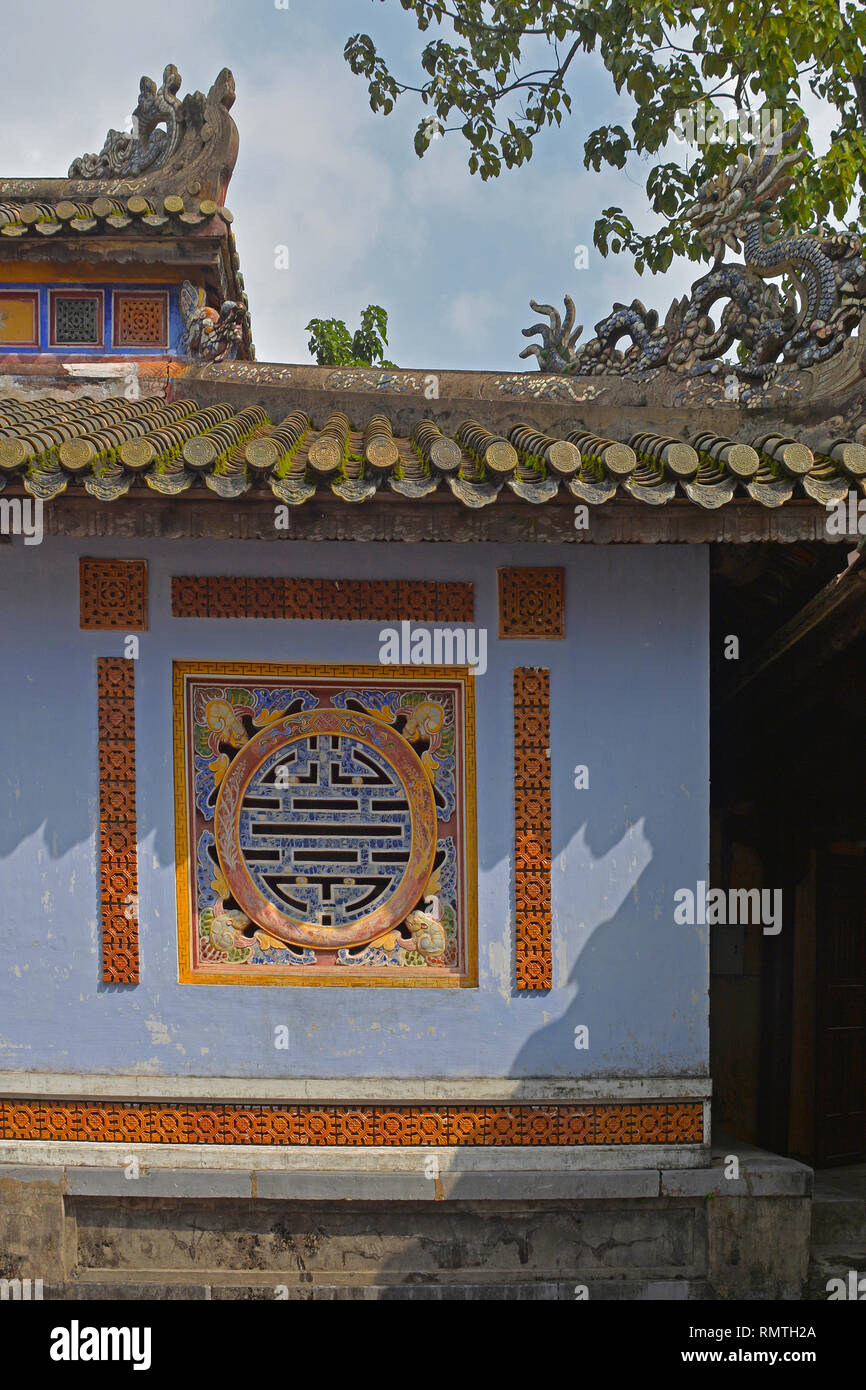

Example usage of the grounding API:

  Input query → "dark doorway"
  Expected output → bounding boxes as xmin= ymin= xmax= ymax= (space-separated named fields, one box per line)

xmin=816 ymin=846 xmax=866 ymax=1166
xmin=710 ymin=541 xmax=866 ymax=1166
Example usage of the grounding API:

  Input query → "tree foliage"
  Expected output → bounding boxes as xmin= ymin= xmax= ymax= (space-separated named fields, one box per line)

xmin=305 ymin=304 xmax=397 ymax=367
xmin=344 ymin=1 xmax=866 ymax=273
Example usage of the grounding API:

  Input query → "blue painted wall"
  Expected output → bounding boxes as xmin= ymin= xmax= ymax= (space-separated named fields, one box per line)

xmin=0 ymin=536 xmax=709 ymax=1079
xmin=0 ymin=284 xmax=181 ymax=354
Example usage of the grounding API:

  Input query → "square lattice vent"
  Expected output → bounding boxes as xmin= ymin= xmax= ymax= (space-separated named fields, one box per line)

xmin=52 ymin=294 xmax=101 ymax=345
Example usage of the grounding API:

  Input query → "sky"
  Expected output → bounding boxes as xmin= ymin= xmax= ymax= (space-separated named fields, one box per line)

xmin=0 ymin=0 xmax=838 ymax=371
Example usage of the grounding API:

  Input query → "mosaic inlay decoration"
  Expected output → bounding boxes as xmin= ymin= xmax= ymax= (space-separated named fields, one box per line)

xmin=0 ymin=1099 xmax=704 ymax=1146
xmin=80 ymin=558 xmax=148 ymax=631
xmin=174 ymin=663 xmax=477 ymax=986
xmin=499 ymin=568 xmax=565 ymax=639
xmin=514 ymin=667 xmax=552 ymax=990
xmin=171 ymin=578 xmax=473 ymax=623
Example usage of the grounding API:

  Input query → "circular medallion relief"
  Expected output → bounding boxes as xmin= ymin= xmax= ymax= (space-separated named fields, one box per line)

xmin=214 ymin=708 xmax=436 ymax=949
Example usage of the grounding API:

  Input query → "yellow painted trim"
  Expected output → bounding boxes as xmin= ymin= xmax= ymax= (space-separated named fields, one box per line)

xmin=0 ymin=263 xmax=186 ymax=284
xmin=173 ymin=662 xmax=478 ymax=988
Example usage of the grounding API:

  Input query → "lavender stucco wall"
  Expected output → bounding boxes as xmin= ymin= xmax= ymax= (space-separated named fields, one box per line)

xmin=0 ymin=535 xmax=709 ymax=1079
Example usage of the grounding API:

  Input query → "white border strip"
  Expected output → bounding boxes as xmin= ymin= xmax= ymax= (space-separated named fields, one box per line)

xmin=0 ymin=1072 xmax=711 ymax=1103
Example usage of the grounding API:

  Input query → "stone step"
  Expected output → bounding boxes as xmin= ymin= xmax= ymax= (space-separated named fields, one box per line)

xmin=810 ymin=1191 xmax=866 ymax=1244
xmin=38 ymin=1277 xmax=712 ymax=1301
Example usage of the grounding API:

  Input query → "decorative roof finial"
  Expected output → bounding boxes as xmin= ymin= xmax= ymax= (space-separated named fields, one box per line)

xmin=522 ymin=118 xmax=866 ymax=380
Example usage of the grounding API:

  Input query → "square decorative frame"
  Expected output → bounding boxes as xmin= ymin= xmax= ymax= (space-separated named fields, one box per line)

xmin=48 ymin=289 xmax=105 ymax=348
xmin=112 ymin=291 xmax=169 ymax=349
xmin=0 ymin=291 xmax=39 ymax=348
xmin=498 ymin=567 xmax=565 ymax=639
xmin=80 ymin=557 xmax=148 ymax=631
xmin=173 ymin=662 xmax=478 ymax=987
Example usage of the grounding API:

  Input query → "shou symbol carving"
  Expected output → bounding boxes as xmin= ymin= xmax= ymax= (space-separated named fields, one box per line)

xmin=80 ymin=558 xmax=148 ymax=631
xmin=171 ymin=577 xmax=473 ymax=622
xmin=499 ymin=568 xmax=565 ymax=639
xmin=0 ymin=1099 xmax=703 ymax=1146
xmin=514 ymin=668 xmax=552 ymax=989
xmin=97 ymin=658 xmax=139 ymax=984
xmin=174 ymin=663 xmax=477 ymax=986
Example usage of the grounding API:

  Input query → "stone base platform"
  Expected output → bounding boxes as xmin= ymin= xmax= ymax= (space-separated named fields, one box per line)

xmin=0 ymin=1141 xmax=812 ymax=1301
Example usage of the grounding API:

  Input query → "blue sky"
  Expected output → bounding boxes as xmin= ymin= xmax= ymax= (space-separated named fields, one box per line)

xmin=0 ymin=0 xmax=835 ymax=370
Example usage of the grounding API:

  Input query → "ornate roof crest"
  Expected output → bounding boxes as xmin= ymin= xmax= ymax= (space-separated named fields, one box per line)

xmin=68 ymin=65 xmax=186 ymax=180
xmin=0 ymin=65 xmax=238 ymax=206
xmin=522 ymin=119 xmax=866 ymax=380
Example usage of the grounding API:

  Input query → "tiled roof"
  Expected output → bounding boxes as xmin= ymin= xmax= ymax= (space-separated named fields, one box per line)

xmin=0 ymin=198 xmax=233 ymax=239
xmin=0 ymin=196 xmax=234 ymax=239
xmin=1 ymin=393 xmax=863 ymax=509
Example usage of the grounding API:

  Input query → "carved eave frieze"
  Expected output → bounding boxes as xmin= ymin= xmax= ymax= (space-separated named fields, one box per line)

xmin=176 ymin=330 xmax=866 ymax=433
xmin=0 ymin=65 xmax=239 ymax=210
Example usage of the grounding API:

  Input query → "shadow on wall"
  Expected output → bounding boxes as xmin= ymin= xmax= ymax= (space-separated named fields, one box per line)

xmin=512 ymin=816 xmax=659 ymax=1076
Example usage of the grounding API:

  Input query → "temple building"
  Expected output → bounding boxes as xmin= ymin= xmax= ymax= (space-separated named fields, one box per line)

xmin=0 ymin=64 xmax=864 ymax=1300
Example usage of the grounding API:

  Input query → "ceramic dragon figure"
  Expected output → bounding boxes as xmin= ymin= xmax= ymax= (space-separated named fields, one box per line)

xmin=403 ymin=895 xmax=447 ymax=960
xmin=179 ymin=281 xmax=247 ymax=363
xmin=522 ymin=119 xmax=866 ymax=380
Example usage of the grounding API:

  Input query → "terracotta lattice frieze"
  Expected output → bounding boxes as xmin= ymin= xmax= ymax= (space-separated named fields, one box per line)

xmin=514 ymin=667 xmax=552 ymax=989
xmin=0 ymin=1099 xmax=704 ymax=1145
xmin=97 ymin=657 xmax=139 ymax=983
xmin=171 ymin=577 xmax=473 ymax=622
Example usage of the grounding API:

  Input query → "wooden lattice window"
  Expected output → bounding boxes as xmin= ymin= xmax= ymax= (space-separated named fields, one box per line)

xmin=50 ymin=291 xmax=103 ymax=347
xmin=113 ymin=292 xmax=168 ymax=348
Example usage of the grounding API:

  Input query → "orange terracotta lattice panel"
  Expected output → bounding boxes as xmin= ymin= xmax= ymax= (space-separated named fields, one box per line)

xmin=97 ymin=657 xmax=139 ymax=984
xmin=514 ymin=667 xmax=551 ymax=990
xmin=499 ymin=567 xmax=565 ymax=638
xmin=171 ymin=577 xmax=473 ymax=623
xmin=80 ymin=558 xmax=148 ymax=631
xmin=0 ymin=1099 xmax=703 ymax=1146
xmin=114 ymin=293 xmax=167 ymax=347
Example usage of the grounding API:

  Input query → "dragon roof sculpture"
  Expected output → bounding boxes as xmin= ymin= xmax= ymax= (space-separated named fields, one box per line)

xmin=522 ymin=119 xmax=866 ymax=381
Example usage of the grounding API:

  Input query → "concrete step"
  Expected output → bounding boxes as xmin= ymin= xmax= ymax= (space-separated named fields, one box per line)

xmin=810 ymin=1191 xmax=866 ymax=1244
